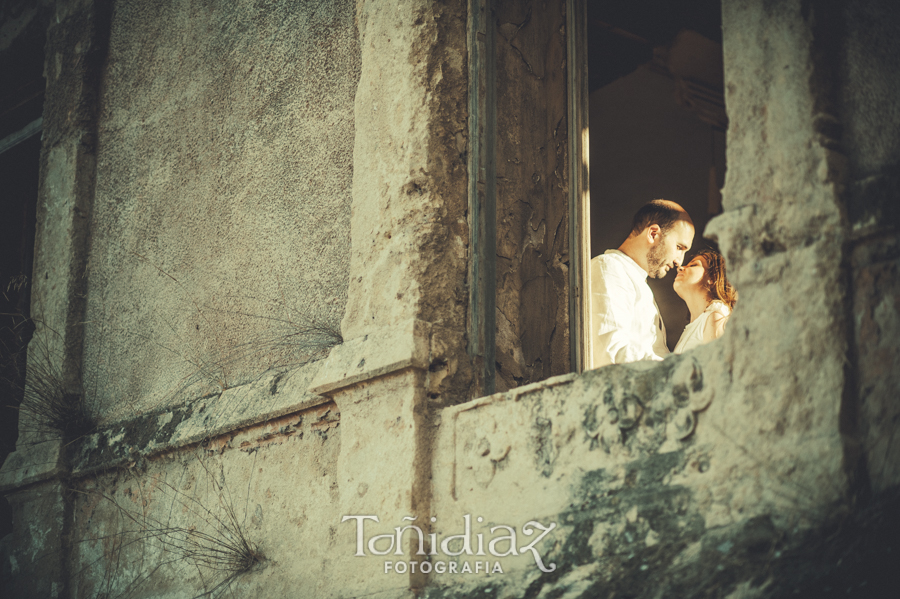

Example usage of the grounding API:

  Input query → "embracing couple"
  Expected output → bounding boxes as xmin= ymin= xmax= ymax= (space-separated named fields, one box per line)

xmin=590 ymin=199 xmax=737 ymax=369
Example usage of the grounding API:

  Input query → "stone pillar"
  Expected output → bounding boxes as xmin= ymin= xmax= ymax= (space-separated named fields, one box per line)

xmin=310 ymin=0 xmax=469 ymax=596
xmin=697 ymin=0 xmax=854 ymax=522
xmin=0 ymin=0 xmax=110 ymax=595
xmin=0 ymin=482 xmax=69 ymax=598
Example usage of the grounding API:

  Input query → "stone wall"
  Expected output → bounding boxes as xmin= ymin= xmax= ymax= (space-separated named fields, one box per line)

xmin=67 ymin=401 xmax=341 ymax=599
xmin=3 ymin=0 xmax=363 ymax=595
xmin=2 ymin=0 xmax=899 ymax=598
xmin=79 ymin=0 xmax=360 ymax=422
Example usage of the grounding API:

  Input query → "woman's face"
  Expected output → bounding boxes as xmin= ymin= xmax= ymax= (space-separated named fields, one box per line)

xmin=673 ymin=256 xmax=708 ymax=298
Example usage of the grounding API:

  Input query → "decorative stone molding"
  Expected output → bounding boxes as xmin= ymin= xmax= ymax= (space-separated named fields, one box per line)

xmin=445 ymin=372 xmax=577 ymax=499
xmin=439 ymin=356 xmax=715 ymax=505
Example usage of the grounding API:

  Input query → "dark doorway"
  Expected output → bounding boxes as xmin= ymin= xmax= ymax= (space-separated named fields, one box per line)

xmin=587 ymin=0 xmax=726 ymax=348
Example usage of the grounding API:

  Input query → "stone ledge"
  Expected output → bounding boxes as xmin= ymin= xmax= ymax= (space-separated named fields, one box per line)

xmin=436 ymin=355 xmax=713 ymax=506
xmin=442 ymin=371 xmax=579 ymax=419
xmin=0 ymin=439 xmax=64 ymax=493
xmin=68 ymin=361 xmax=331 ymax=478
xmin=310 ymin=319 xmax=432 ymax=395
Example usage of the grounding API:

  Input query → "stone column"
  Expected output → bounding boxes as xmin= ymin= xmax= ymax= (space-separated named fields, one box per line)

xmin=698 ymin=0 xmax=854 ymax=522
xmin=310 ymin=0 xmax=470 ymax=595
xmin=0 ymin=0 xmax=110 ymax=595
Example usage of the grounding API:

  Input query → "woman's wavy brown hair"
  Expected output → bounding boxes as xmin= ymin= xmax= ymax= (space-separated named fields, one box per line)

xmin=695 ymin=249 xmax=737 ymax=309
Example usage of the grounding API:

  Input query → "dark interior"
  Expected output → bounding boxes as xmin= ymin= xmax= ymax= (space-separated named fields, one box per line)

xmin=587 ymin=0 xmax=726 ymax=348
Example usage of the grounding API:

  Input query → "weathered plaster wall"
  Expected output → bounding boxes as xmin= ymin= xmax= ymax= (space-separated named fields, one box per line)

xmin=65 ymin=401 xmax=341 ymax=599
xmin=429 ymin=359 xmax=748 ymax=597
xmin=83 ymin=0 xmax=360 ymax=421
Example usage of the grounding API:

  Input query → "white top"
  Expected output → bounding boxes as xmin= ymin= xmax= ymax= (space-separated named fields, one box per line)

xmin=673 ymin=301 xmax=731 ymax=354
xmin=590 ymin=250 xmax=668 ymax=368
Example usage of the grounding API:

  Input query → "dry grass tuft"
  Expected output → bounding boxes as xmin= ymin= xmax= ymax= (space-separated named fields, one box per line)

xmin=17 ymin=352 xmax=94 ymax=440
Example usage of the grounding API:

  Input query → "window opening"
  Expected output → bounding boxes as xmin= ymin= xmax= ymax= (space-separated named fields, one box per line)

xmin=583 ymin=0 xmax=726 ymax=366
xmin=467 ymin=0 xmax=725 ymax=390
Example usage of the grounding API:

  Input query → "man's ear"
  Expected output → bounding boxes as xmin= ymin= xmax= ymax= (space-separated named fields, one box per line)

xmin=647 ymin=224 xmax=661 ymax=244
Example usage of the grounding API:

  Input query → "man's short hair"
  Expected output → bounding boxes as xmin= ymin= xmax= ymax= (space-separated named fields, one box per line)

xmin=630 ymin=199 xmax=689 ymax=236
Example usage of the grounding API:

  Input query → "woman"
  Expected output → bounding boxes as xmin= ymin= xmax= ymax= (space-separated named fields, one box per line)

xmin=672 ymin=249 xmax=737 ymax=354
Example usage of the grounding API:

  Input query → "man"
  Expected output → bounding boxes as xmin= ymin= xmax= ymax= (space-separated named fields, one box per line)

xmin=590 ymin=199 xmax=694 ymax=368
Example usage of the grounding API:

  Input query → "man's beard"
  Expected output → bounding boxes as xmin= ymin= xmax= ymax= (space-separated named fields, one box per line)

xmin=646 ymin=236 xmax=669 ymax=279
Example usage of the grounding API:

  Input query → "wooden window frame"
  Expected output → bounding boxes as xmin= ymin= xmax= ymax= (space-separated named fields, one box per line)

xmin=467 ymin=0 xmax=591 ymax=395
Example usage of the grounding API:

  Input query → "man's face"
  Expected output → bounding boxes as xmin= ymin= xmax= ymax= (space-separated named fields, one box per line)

xmin=646 ymin=220 xmax=694 ymax=279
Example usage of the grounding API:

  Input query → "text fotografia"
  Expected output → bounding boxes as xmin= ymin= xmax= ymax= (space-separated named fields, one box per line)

xmin=341 ymin=514 xmax=557 ymax=574
xmin=384 ymin=560 xmax=503 ymax=575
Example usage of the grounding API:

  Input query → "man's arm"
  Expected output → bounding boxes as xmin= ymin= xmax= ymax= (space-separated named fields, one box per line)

xmin=590 ymin=258 xmax=665 ymax=368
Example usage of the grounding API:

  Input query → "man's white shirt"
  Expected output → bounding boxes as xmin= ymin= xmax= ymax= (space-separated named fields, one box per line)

xmin=590 ymin=249 xmax=668 ymax=368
